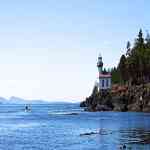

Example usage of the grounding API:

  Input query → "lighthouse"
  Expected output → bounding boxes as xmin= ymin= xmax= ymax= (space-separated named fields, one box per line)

xmin=97 ymin=53 xmax=111 ymax=90
xmin=97 ymin=53 xmax=103 ymax=74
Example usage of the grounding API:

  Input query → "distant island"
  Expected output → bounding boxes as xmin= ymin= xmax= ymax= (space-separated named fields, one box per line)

xmin=80 ymin=29 xmax=150 ymax=112
xmin=0 ymin=96 xmax=50 ymax=104
xmin=0 ymin=96 xmax=77 ymax=104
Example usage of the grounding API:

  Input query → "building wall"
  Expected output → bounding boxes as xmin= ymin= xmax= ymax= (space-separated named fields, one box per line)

xmin=99 ymin=78 xmax=111 ymax=90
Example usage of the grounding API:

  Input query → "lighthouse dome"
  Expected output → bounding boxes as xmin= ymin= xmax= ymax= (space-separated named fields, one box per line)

xmin=97 ymin=53 xmax=103 ymax=67
xmin=98 ymin=53 xmax=102 ymax=58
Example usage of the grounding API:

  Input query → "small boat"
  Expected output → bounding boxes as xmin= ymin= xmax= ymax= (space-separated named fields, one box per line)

xmin=25 ymin=105 xmax=31 ymax=112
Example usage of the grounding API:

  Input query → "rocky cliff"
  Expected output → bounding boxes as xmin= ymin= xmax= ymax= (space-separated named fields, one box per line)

xmin=80 ymin=83 xmax=150 ymax=112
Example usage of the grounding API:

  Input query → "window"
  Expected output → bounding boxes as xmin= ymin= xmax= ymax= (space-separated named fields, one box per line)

xmin=106 ymin=79 xmax=109 ymax=87
xmin=102 ymin=80 xmax=104 ymax=87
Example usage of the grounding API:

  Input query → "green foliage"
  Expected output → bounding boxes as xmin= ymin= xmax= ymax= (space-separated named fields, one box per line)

xmin=126 ymin=41 xmax=131 ymax=56
xmin=111 ymin=67 xmax=122 ymax=84
xmin=127 ymin=29 xmax=146 ymax=84
xmin=118 ymin=55 xmax=127 ymax=83
xmin=145 ymin=32 xmax=150 ymax=48
xmin=116 ymin=29 xmax=150 ymax=85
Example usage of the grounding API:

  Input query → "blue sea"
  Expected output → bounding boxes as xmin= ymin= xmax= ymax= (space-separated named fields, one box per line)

xmin=0 ymin=103 xmax=150 ymax=150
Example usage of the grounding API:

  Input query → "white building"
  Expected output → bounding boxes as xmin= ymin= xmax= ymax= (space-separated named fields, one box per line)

xmin=97 ymin=53 xmax=111 ymax=90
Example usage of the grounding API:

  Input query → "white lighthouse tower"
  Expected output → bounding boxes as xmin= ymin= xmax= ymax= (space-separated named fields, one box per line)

xmin=97 ymin=53 xmax=111 ymax=90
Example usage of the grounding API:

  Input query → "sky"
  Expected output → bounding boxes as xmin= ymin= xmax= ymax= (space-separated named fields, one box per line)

xmin=0 ymin=0 xmax=149 ymax=102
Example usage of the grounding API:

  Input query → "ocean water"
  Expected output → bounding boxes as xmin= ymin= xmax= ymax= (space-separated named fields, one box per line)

xmin=0 ymin=103 xmax=150 ymax=150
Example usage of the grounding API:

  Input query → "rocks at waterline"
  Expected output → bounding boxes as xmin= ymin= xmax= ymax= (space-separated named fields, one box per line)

xmin=80 ymin=83 xmax=150 ymax=112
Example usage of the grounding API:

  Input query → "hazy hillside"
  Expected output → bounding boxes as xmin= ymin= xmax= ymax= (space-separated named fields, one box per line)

xmin=0 ymin=96 xmax=50 ymax=104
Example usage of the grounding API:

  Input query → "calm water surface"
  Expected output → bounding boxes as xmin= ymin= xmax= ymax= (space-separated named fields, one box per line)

xmin=0 ymin=103 xmax=150 ymax=150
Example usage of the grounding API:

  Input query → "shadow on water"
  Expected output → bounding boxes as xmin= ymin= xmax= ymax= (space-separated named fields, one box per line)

xmin=81 ymin=128 xmax=150 ymax=149
xmin=79 ymin=112 xmax=150 ymax=149
xmin=118 ymin=128 xmax=150 ymax=144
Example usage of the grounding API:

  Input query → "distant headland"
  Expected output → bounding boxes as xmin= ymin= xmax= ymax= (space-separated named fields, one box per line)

xmin=80 ymin=29 xmax=150 ymax=112
xmin=0 ymin=96 xmax=50 ymax=104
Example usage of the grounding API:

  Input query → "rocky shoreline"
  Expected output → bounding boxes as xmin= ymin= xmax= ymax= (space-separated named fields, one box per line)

xmin=80 ymin=83 xmax=150 ymax=112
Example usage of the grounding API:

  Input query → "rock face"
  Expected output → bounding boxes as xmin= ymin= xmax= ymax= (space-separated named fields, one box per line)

xmin=80 ymin=83 xmax=150 ymax=112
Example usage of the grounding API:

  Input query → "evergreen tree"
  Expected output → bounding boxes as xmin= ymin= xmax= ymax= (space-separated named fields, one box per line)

xmin=145 ymin=31 xmax=150 ymax=48
xmin=118 ymin=55 xmax=127 ymax=83
xmin=111 ymin=67 xmax=121 ymax=84
xmin=135 ymin=29 xmax=144 ymax=49
xmin=108 ymin=29 xmax=150 ymax=85
xmin=126 ymin=41 xmax=131 ymax=57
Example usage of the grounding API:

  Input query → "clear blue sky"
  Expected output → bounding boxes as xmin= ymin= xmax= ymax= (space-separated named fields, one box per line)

xmin=0 ymin=0 xmax=149 ymax=101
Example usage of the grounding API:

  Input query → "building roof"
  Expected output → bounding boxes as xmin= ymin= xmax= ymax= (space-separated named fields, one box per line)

xmin=99 ymin=73 xmax=111 ymax=78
